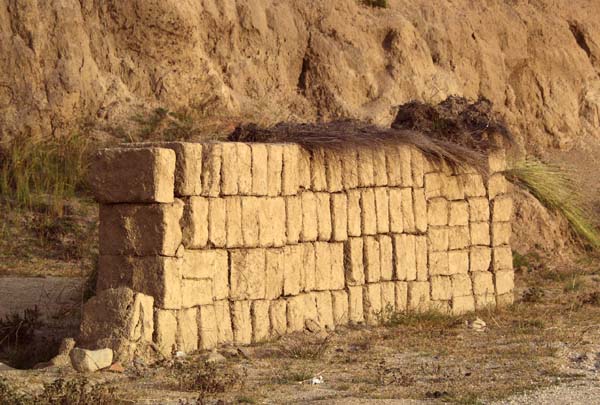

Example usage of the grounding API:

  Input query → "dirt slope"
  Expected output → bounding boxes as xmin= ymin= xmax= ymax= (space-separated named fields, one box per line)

xmin=1 ymin=0 xmax=600 ymax=151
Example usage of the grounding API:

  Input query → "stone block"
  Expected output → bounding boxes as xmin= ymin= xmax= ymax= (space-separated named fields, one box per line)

xmin=251 ymin=143 xmax=269 ymax=196
xmin=448 ymin=250 xmax=469 ymax=275
xmin=373 ymin=148 xmax=389 ymax=186
xmin=380 ymin=281 xmax=396 ymax=315
xmin=180 ymin=309 xmax=201 ymax=354
xmin=182 ymin=249 xmax=228 ymax=300
xmin=357 ymin=148 xmax=375 ymax=187
xmin=270 ymin=299 xmax=287 ymax=337
xmin=303 ymin=243 xmax=317 ymax=291
xmin=471 ymin=271 xmax=494 ymax=296
xmin=251 ymin=300 xmax=271 ymax=343
xmin=236 ymin=143 xmax=252 ymax=194
xmin=225 ymin=196 xmax=243 ymax=248
xmin=267 ymin=144 xmax=283 ymax=196
xmin=374 ymin=187 xmax=390 ymax=233
xmin=451 ymin=295 xmax=475 ymax=315
xmin=408 ymin=281 xmax=430 ymax=311
xmin=388 ymin=188 xmax=404 ymax=233
xmin=399 ymin=145 xmax=413 ymax=187
xmin=414 ymin=188 xmax=428 ymax=233
xmin=386 ymin=145 xmax=403 ymax=186
xmin=345 ymin=238 xmax=365 ymax=286
xmin=208 ymin=198 xmax=227 ymax=248
xmin=429 ymin=251 xmax=449 ymax=276
xmin=202 ymin=143 xmax=222 ymax=197
xmin=214 ymin=300 xmax=234 ymax=344
xmin=445 ymin=176 xmax=464 ymax=200
xmin=469 ymin=197 xmax=490 ymax=222
xmin=99 ymin=200 xmax=183 ymax=256
xmin=315 ymin=292 xmax=335 ymax=330
xmin=415 ymin=236 xmax=428 ymax=281
xmin=230 ymin=249 xmax=266 ymax=300
xmin=181 ymin=278 xmax=213 ymax=308
xmin=379 ymin=235 xmax=393 ymax=281
xmin=325 ymin=150 xmax=343 ymax=192
xmin=492 ymin=222 xmax=512 ymax=246
xmin=393 ymin=234 xmax=417 ymax=281
xmin=488 ymin=173 xmax=509 ymax=199
xmin=488 ymin=148 xmax=507 ymax=173
xmin=241 ymin=197 xmax=260 ymax=247
xmin=154 ymin=309 xmax=178 ymax=357
xmin=311 ymin=149 xmax=328 ymax=191
xmin=182 ymin=197 xmax=209 ymax=248
xmin=70 ymin=348 xmax=113 ymax=373
xmin=270 ymin=197 xmax=287 ymax=247
xmin=286 ymin=295 xmax=306 ymax=333
xmin=451 ymin=274 xmax=473 ymax=297
xmin=331 ymin=290 xmax=349 ymax=325
xmin=425 ymin=173 xmax=444 ymax=199
xmin=198 ymin=305 xmax=219 ymax=350
xmin=315 ymin=242 xmax=333 ymax=290
xmin=304 ymin=293 xmax=319 ymax=325
xmin=232 ymin=300 xmax=252 ymax=345
xmin=411 ymin=148 xmax=425 ymax=187
xmin=449 ymin=201 xmax=469 ymax=226
xmin=474 ymin=294 xmax=496 ymax=310
xmin=282 ymin=144 xmax=300 ymax=195
xmin=493 ymin=246 xmax=513 ymax=271
xmin=347 ymin=189 xmax=362 ymax=237
xmin=265 ymin=248 xmax=285 ymax=300
xmin=298 ymin=147 xmax=312 ymax=190
xmin=496 ymin=292 xmax=514 ymax=307
xmin=284 ymin=245 xmax=304 ymax=296
xmin=471 ymin=222 xmax=491 ymax=246
xmin=448 ymin=226 xmax=470 ymax=250
xmin=341 ymin=150 xmax=359 ymax=189
xmin=348 ymin=286 xmax=364 ymax=323
xmin=401 ymin=188 xmax=416 ymax=232
xmin=301 ymin=192 xmax=319 ymax=241
xmin=428 ymin=226 xmax=449 ymax=252
xmin=395 ymin=282 xmax=408 ymax=312
xmin=363 ymin=283 xmax=382 ymax=325
xmin=285 ymin=196 xmax=302 ymax=244
xmin=331 ymin=242 xmax=346 ymax=290
xmin=462 ymin=173 xmax=487 ymax=197
xmin=492 ymin=195 xmax=513 ymax=222
xmin=360 ymin=188 xmax=377 ymax=235
xmin=431 ymin=276 xmax=452 ymax=300
xmin=470 ymin=247 xmax=492 ymax=272
xmin=90 ymin=147 xmax=175 ymax=203
xmin=221 ymin=143 xmax=239 ymax=195
xmin=331 ymin=193 xmax=348 ymax=241
xmin=364 ymin=236 xmax=381 ymax=283
xmin=316 ymin=193 xmax=332 ymax=240
xmin=428 ymin=198 xmax=448 ymax=226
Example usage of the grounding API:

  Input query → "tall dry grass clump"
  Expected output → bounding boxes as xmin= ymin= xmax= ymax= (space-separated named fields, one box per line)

xmin=505 ymin=159 xmax=600 ymax=250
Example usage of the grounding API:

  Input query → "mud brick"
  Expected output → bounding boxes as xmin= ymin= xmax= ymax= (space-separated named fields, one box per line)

xmin=470 ymin=246 xmax=492 ymax=272
xmin=251 ymin=300 xmax=270 ymax=343
xmin=90 ymin=147 xmax=175 ymax=203
xmin=267 ymin=144 xmax=283 ymax=196
xmin=364 ymin=283 xmax=382 ymax=325
xmin=301 ymin=192 xmax=319 ymax=242
xmin=493 ymin=246 xmax=513 ymax=271
xmin=231 ymin=300 xmax=252 ymax=345
xmin=386 ymin=145 xmax=403 ymax=186
xmin=214 ymin=300 xmax=233 ymax=344
xmin=208 ymin=198 xmax=227 ymax=248
xmin=474 ymin=294 xmax=496 ymax=310
xmin=181 ymin=278 xmax=213 ymax=308
xmin=270 ymin=197 xmax=287 ymax=247
xmin=399 ymin=145 xmax=413 ymax=187
xmin=393 ymin=234 xmax=417 ymax=281
xmin=347 ymin=189 xmax=362 ymax=236
xmin=237 ymin=143 xmax=253 ymax=195
xmin=425 ymin=172 xmax=444 ymax=199
xmin=202 ymin=143 xmax=222 ymax=197
xmin=269 ymin=299 xmax=287 ymax=337
xmin=415 ymin=236 xmax=428 ymax=281
xmin=492 ymin=195 xmax=513 ymax=222
xmin=488 ymin=173 xmax=509 ymax=199
xmin=154 ymin=310 xmax=178 ymax=356
xmin=285 ymin=195 xmax=302 ymax=244
xmin=380 ymin=281 xmax=396 ymax=315
xmin=388 ymin=188 xmax=404 ymax=233
xmin=428 ymin=198 xmax=448 ymax=226
xmin=496 ymin=292 xmax=514 ymax=307
xmin=448 ymin=226 xmax=470 ymax=250
xmin=492 ymin=222 xmax=512 ymax=246
xmin=451 ymin=274 xmax=473 ymax=297
xmin=395 ymin=282 xmax=408 ymax=312
xmin=251 ymin=143 xmax=269 ymax=196
xmin=379 ymin=235 xmax=394 ymax=281
xmin=316 ymin=193 xmax=332 ymax=241
xmin=431 ymin=276 xmax=452 ymax=300
xmin=428 ymin=226 xmax=449 ymax=252
xmin=408 ymin=281 xmax=431 ymax=311
xmin=241 ymin=197 xmax=260 ymax=247
xmin=451 ymin=295 xmax=475 ymax=315
xmin=311 ymin=149 xmax=328 ymax=191
xmin=471 ymin=222 xmax=491 ymax=246
xmin=230 ymin=249 xmax=266 ymax=300
xmin=221 ymin=143 xmax=239 ymax=195
xmin=373 ymin=148 xmax=388 ymax=186
xmin=314 ymin=291 xmax=335 ymax=330
xmin=448 ymin=250 xmax=469 ymax=275
xmin=284 ymin=245 xmax=304 ymax=296
xmin=282 ymin=144 xmax=300 ymax=196
xmin=298 ymin=147 xmax=312 ymax=191
xmin=332 ymin=290 xmax=349 ymax=326
xmin=341 ymin=149 xmax=359 ymax=190
xmin=429 ymin=251 xmax=449 ymax=276
xmin=315 ymin=242 xmax=333 ymax=291
xmin=462 ymin=173 xmax=487 ymax=197
xmin=182 ymin=197 xmax=208 ymax=248
xmin=470 ymin=271 xmax=494 ymax=296
xmin=182 ymin=249 xmax=228 ymax=300
xmin=331 ymin=242 xmax=346 ymax=290
xmin=286 ymin=295 xmax=306 ymax=333
xmin=303 ymin=243 xmax=317 ymax=292
xmin=449 ymin=201 xmax=469 ymax=226
xmin=411 ymin=148 xmax=425 ymax=187
xmin=374 ymin=187 xmax=390 ymax=233
xmin=446 ymin=176 xmax=463 ymax=200
xmin=304 ymin=293 xmax=319 ymax=325
xmin=357 ymin=148 xmax=375 ymax=187
xmin=469 ymin=197 xmax=490 ymax=222
xmin=413 ymin=188 xmax=428 ymax=233
xmin=360 ymin=188 xmax=377 ymax=235
xmin=488 ymin=148 xmax=507 ymax=173
xmin=325 ymin=150 xmax=343 ymax=192
xmin=400 ymin=188 xmax=416 ymax=232
xmin=196 ymin=305 xmax=217 ymax=350
xmin=495 ymin=270 xmax=514 ymax=295
xmin=331 ymin=193 xmax=348 ymax=241
xmin=348 ymin=286 xmax=364 ymax=323
xmin=265 ymin=248 xmax=284 ymax=300
xmin=99 ymin=200 xmax=183 ymax=256
xmin=225 ymin=197 xmax=243 ymax=248
xmin=364 ymin=236 xmax=381 ymax=283
xmin=345 ymin=238 xmax=365 ymax=286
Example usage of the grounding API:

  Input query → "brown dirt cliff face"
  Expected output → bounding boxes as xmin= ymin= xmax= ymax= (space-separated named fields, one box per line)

xmin=1 ymin=0 xmax=600 ymax=151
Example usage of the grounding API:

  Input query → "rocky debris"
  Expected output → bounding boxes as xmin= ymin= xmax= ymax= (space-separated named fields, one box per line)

xmin=107 ymin=362 xmax=126 ymax=373
xmin=468 ymin=318 xmax=487 ymax=332
xmin=48 ymin=337 xmax=76 ymax=368
xmin=70 ymin=348 xmax=114 ymax=372
xmin=305 ymin=319 xmax=322 ymax=333
xmin=206 ymin=350 xmax=227 ymax=364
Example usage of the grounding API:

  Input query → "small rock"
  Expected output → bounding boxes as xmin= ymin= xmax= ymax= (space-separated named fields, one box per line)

xmin=0 ymin=362 xmax=14 ymax=371
xmin=305 ymin=319 xmax=321 ymax=333
xmin=237 ymin=347 xmax=252 ymax=360
xmin=175 ymin=351 xmax=186 ymax=358
xmin=206 ymin=350 xmax=226 ymax=364
xmin=70 ymin=348 xmax=113 ymax=372
xmin=107 ymin=362 xmax=125 ymax=373
xmin=49 ymin=337 xmax=77 ymax=368
xmin=220 ymin=348 xmax=239 ymax=358
xmin=469 ymin=317 xmax=487 ymax=332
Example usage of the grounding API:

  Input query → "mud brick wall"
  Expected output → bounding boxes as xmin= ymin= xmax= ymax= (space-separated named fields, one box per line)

xmin=88 ymin=141 xmax=514 ymax=357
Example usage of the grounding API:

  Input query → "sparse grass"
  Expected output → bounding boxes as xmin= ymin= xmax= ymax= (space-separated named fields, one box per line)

xmin=277 ymin=333 xmax=331 ymax=360
xmin=361 ymin=0 xmax=388 ymax=8
xmin=129 ymin=108 xmax=197 ymax=142
xmin=506 ymin=158 xmax=600 ymax=250
xmin=272 ymin=369 xmax=315 ymax=385
xmin=379 ymin=305 xmax=462 ymax=330
xmin=0 ymin=377 xmax=116 ymax=404
xmin=563 ymin=274 xmax=585 ymax=292
xmin=169 ymin=359 xmax=246 ymax=394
